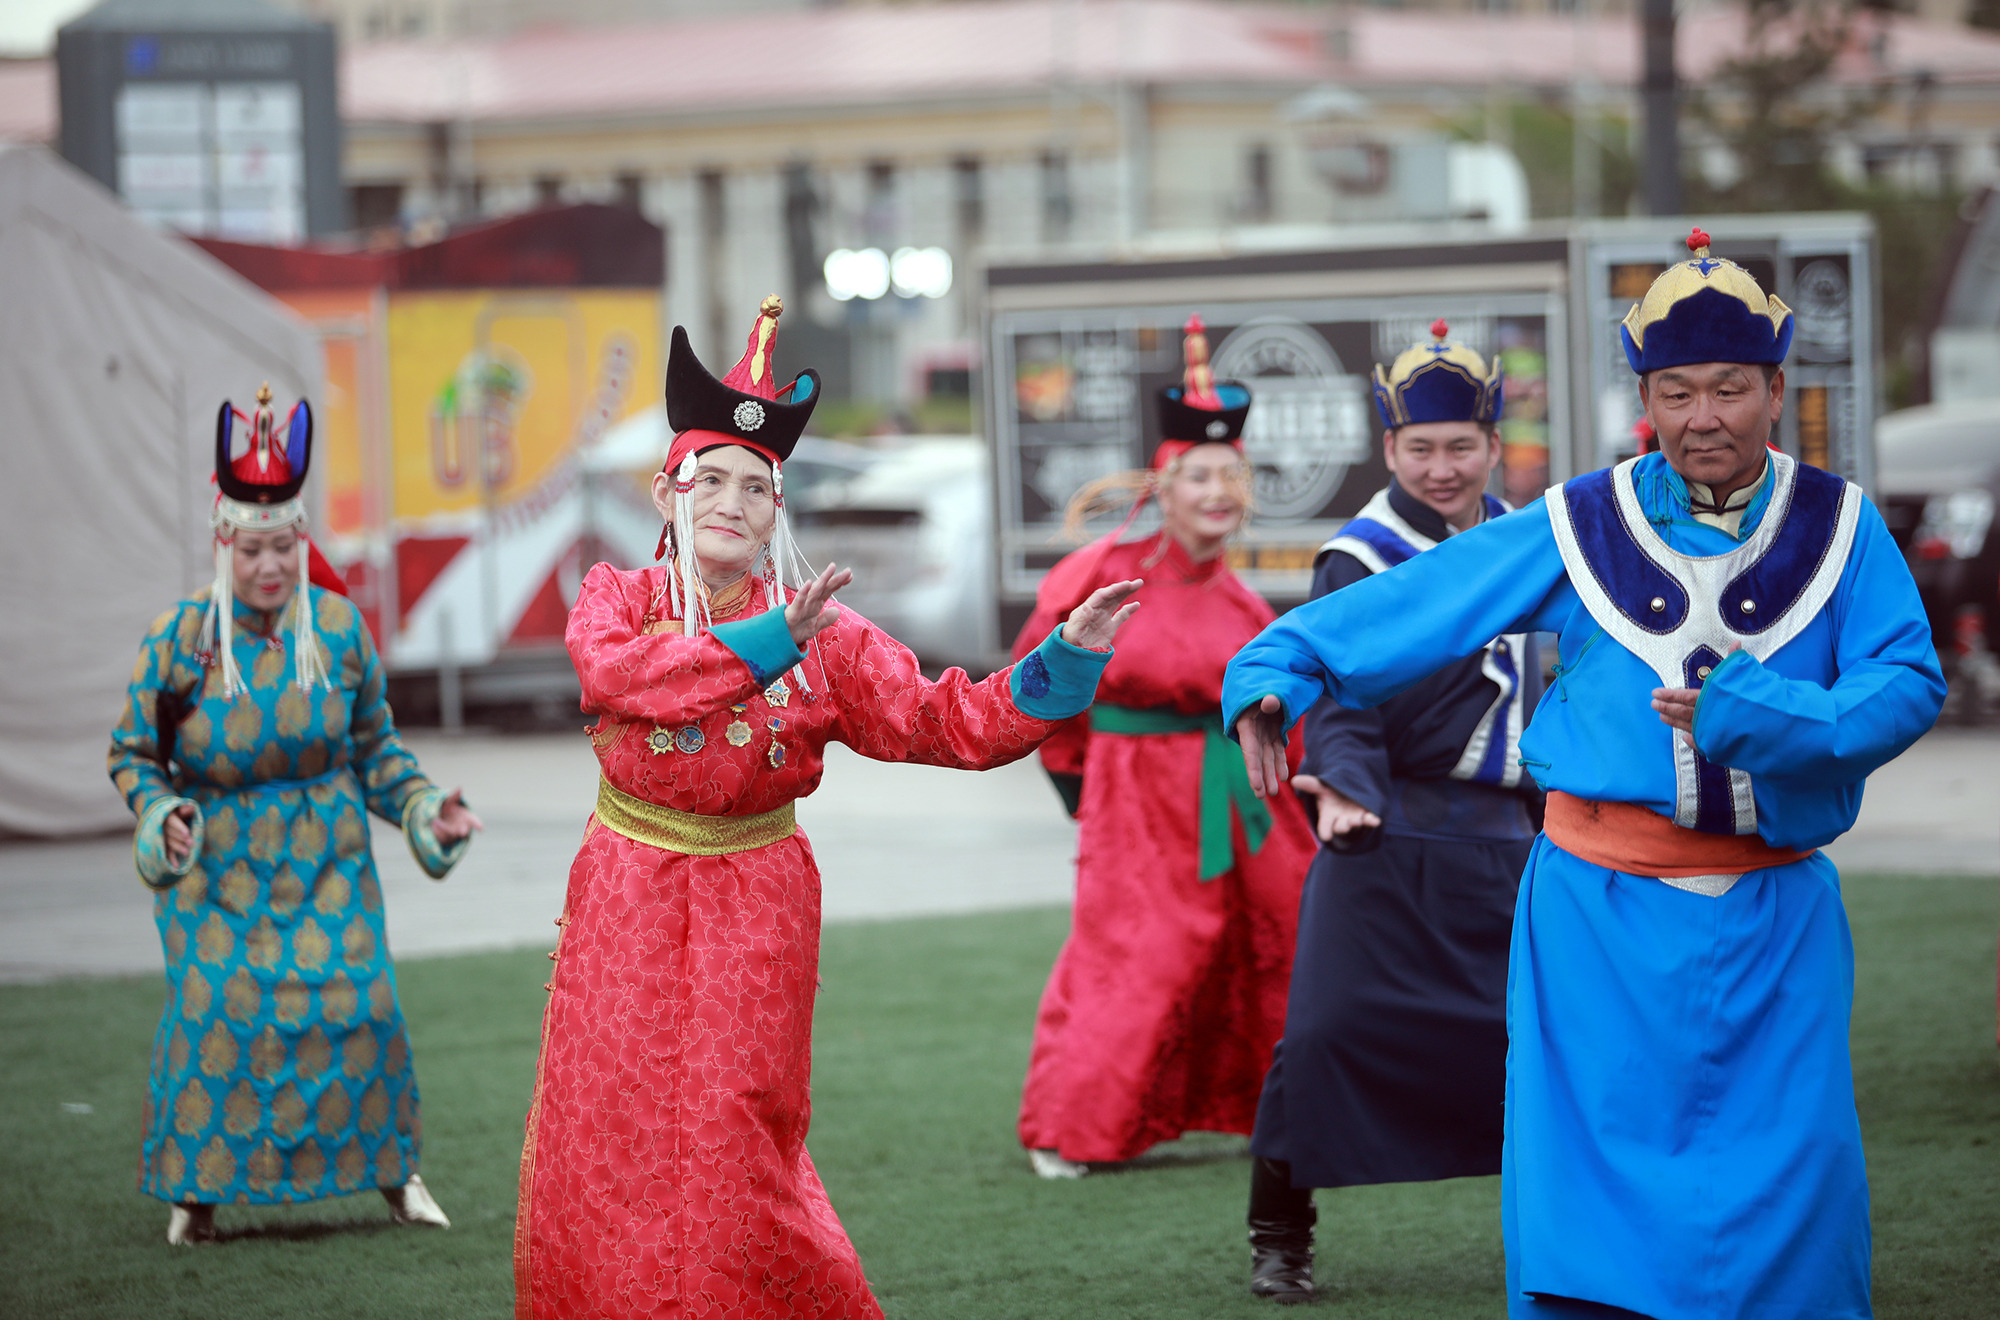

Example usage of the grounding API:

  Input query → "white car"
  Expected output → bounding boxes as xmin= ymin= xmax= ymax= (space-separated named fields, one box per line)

xmin=585 ymin=411 xmax=998 ymax=671
xmin=790 ymin=436 xmax=1000 ymax=672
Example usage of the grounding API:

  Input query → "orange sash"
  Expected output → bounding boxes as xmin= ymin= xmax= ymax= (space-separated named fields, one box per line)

xmin=1543 ymin=790 xmax=1815 ymax=878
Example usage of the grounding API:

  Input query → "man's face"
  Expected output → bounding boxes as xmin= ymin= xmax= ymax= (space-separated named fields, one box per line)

xmin=1641 ymin=362 xmax=1783 ymax=493
xmin=1383 ymin=421 xmax=1500 ymax=529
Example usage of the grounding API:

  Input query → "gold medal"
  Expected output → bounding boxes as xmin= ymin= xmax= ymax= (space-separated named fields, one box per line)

xmin=645 ymin=726 xmax=676 ymax=755
xmin=726 ymin=721 xmax=752 ymax=747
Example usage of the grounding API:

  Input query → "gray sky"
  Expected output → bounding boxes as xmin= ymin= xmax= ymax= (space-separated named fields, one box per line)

xmin=1 ymin=0 xmax=97 ymax=56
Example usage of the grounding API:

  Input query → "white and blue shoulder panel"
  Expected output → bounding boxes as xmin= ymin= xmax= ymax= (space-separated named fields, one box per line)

xmin=1546 ymin=451 xmax=1862 ymax=836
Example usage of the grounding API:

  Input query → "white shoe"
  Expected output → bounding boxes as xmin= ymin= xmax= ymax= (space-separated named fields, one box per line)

xmin=166 ymin=1203 xmax=215 ymax=1245
xmin=1028 ymin=1148 xmax=1088 ymax=1180
xmin=384 ymin=1173 xmax=451 ymax=1228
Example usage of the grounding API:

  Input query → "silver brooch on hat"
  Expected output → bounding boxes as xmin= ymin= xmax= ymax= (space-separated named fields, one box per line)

xmin=1205 ymin=419 xmax=1228 ymax=439
xmin=734 ymin=400 xmax=766 ymax=431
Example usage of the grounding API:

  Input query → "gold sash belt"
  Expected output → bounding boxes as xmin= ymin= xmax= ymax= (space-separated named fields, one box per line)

xmin=592 ymin=777 xmax=797 ymax=856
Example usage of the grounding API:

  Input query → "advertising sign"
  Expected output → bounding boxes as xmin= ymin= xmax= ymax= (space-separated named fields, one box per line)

xmin=990 ymin=285 xmax=1566 ymax=632
xmin=271 ymin=288 xmax=659 ymax=663
xmin=986 ymin=218 xmax=1877 ymax=642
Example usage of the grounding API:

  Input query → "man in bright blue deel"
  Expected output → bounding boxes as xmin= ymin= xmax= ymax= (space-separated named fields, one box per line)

xmin=1223 ymin=228 xmax=1945 ymax=1320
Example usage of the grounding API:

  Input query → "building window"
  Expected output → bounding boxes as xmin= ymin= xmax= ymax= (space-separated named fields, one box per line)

xmin=1243 ymin=143 xmax=1274 ymax=222
xmin=1040 ymin=150 xmax=1072 ymax=242
xmin=926 ymin=364 xmax=972 ymax=398
xmin=350 ymin=182 xmax=404 ymax=229
xmin=864 ymin=159 xmax=896 ymax=245
xmin=699 ymin=169 xmax=727 ymax=356
xmin=953 ymin=155 xmax=983 ymax=244
xmin=535 ymin=174 xmax=564 ymax=208
xmin=782 ymin=161 xmax=820 ymax=295
xmin=615 ymin=171 xmax=644 ymax=211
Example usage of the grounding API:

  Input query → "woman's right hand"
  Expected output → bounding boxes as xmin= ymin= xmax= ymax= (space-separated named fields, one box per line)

xmin=164 ymin=803 xmax=198 ymax=867
xmin=786 ymin=563 xmax=854 ymax=646
xmin=1060 ymin=579 xmax=1144 ymax=651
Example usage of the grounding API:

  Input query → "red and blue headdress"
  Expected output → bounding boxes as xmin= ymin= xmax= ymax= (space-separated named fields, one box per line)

xmin=207 ymin=384 xmax=330 ymax=696
xmin=1620 ymin=227 xmax=1794 ymax=375
xmin=1372 ymin=319 xmax=1504 ymax=430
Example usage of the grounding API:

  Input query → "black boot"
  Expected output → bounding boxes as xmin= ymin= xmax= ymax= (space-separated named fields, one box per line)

xmin=1247 ymin=1156 xmax=1315 ymax=1304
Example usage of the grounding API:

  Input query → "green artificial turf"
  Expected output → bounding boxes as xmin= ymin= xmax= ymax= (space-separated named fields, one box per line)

xmin=1 ymin=874 xmax=1996 ymax=1318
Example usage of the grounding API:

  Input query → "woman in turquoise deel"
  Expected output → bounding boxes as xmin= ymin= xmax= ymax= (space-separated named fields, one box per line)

xmin=107 ymin=385 xmax=480 ymax=1246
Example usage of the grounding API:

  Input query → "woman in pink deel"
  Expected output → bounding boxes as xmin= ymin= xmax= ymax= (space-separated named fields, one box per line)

xmin=1014 ymin=317 xmax=1316 ymax=1177
xmin=513 ymin=296 xmax=1139 ymax=1319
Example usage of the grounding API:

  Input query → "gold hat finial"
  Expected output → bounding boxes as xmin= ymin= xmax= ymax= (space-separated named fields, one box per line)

xmin=751 ymin=295 xmax=783 ymax=385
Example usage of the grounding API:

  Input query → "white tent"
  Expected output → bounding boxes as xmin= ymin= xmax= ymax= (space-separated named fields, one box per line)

xmin=0 ymin=147 xmax=320 ymax=837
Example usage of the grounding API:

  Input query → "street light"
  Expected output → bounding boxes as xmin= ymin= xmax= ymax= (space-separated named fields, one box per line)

xmin=891 ymin=246 xmax=953 ymax=299
xmin=824 ymin=246 xmax=953 ymax=300
xmin=824 ymin=247 xmax=890 ymax=301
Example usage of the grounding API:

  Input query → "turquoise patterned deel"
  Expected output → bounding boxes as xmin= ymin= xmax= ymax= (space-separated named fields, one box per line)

xmin=108 ymin=587 xmax=464 ymax=1205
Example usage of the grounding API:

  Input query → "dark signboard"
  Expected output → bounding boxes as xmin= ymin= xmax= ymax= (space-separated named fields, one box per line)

xmin=987 ymin=284 xmax=1567 ymax=636
xmin=57 ymin=1 xmax=341 ymax=241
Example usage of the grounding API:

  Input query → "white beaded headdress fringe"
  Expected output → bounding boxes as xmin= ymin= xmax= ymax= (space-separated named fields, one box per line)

xmin=766 ymin=460 xmax=818 ymax=693
xmin=673 ymin=451 xmax=707 ymax=639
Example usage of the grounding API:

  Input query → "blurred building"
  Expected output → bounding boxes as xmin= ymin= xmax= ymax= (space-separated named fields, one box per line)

xmin=8 ymin=0 xmax=2000 ymax=410
xmin=319 ymin=0 xmax=2000 ymax=409
xmin=285 ymin=0 xmax=809 ymax=45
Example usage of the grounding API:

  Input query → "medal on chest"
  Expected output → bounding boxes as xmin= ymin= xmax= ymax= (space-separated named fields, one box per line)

xmin=645 ymin=724 xmax=705 ymax=755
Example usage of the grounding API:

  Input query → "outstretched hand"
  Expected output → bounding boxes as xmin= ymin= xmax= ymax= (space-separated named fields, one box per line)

xmin=1234 ymin=695 xmax=1290 ymax=798
xmin=786 ymin=564 xmax=853 ymax=646
xmin=1061 ymin=579 xmax=1144 ymax=651
xmin=1290 ymin=774 xmax=1381 ymax=841
xmin=430 ymin=788 xmax=484 ymax=845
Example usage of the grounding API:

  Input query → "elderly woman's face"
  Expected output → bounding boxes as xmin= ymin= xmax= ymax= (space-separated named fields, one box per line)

xmin=232 ymin=528 xmax=299 ymax=612
xmin=650 ymin=445 xmax=778 ymax=583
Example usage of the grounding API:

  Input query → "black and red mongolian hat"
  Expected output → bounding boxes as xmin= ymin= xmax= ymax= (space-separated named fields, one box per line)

xmin=663 ymin=295 xmax=820 ymax=469
xmin=1154 ymin=315 xmax=1252 ymax=462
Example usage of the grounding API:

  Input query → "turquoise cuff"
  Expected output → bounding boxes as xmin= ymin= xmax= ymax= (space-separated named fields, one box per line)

xmin=402 ymin=787 xmax=471 ymax=880
xmin=135 ymin=796 xmax=203 ymax=889
xmin=1011 ymin=627 xmax=1112 ymax=721
xmin=711 ymin=607 xmax=805 ymax=688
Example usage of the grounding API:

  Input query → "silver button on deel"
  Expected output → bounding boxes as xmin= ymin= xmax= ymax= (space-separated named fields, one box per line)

xmin=1740 ymin=599 xmax=1756 ymax=614
xmin=1650 ymin=596 xmax=1666 ymax=613
xmin=1697 ymin=665 xmax=1712 ymax=679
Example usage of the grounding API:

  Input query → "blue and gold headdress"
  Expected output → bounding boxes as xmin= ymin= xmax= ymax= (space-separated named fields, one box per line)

xmin=1620 ymin=227 xmax=1793 ymax=375
xmin=1371 ymin=319 xmax=1503 ymax=430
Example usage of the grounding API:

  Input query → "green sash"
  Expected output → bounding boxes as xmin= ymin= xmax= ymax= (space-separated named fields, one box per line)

xmin=1090 ymin=703 xmax=1273 ymax=882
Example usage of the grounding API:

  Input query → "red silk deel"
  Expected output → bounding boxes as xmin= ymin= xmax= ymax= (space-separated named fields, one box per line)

xmin=1013 ymin=532 xmax=1315 ymax=1162
xmin=516 ymin=564 xmax=1066 ymax=1320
